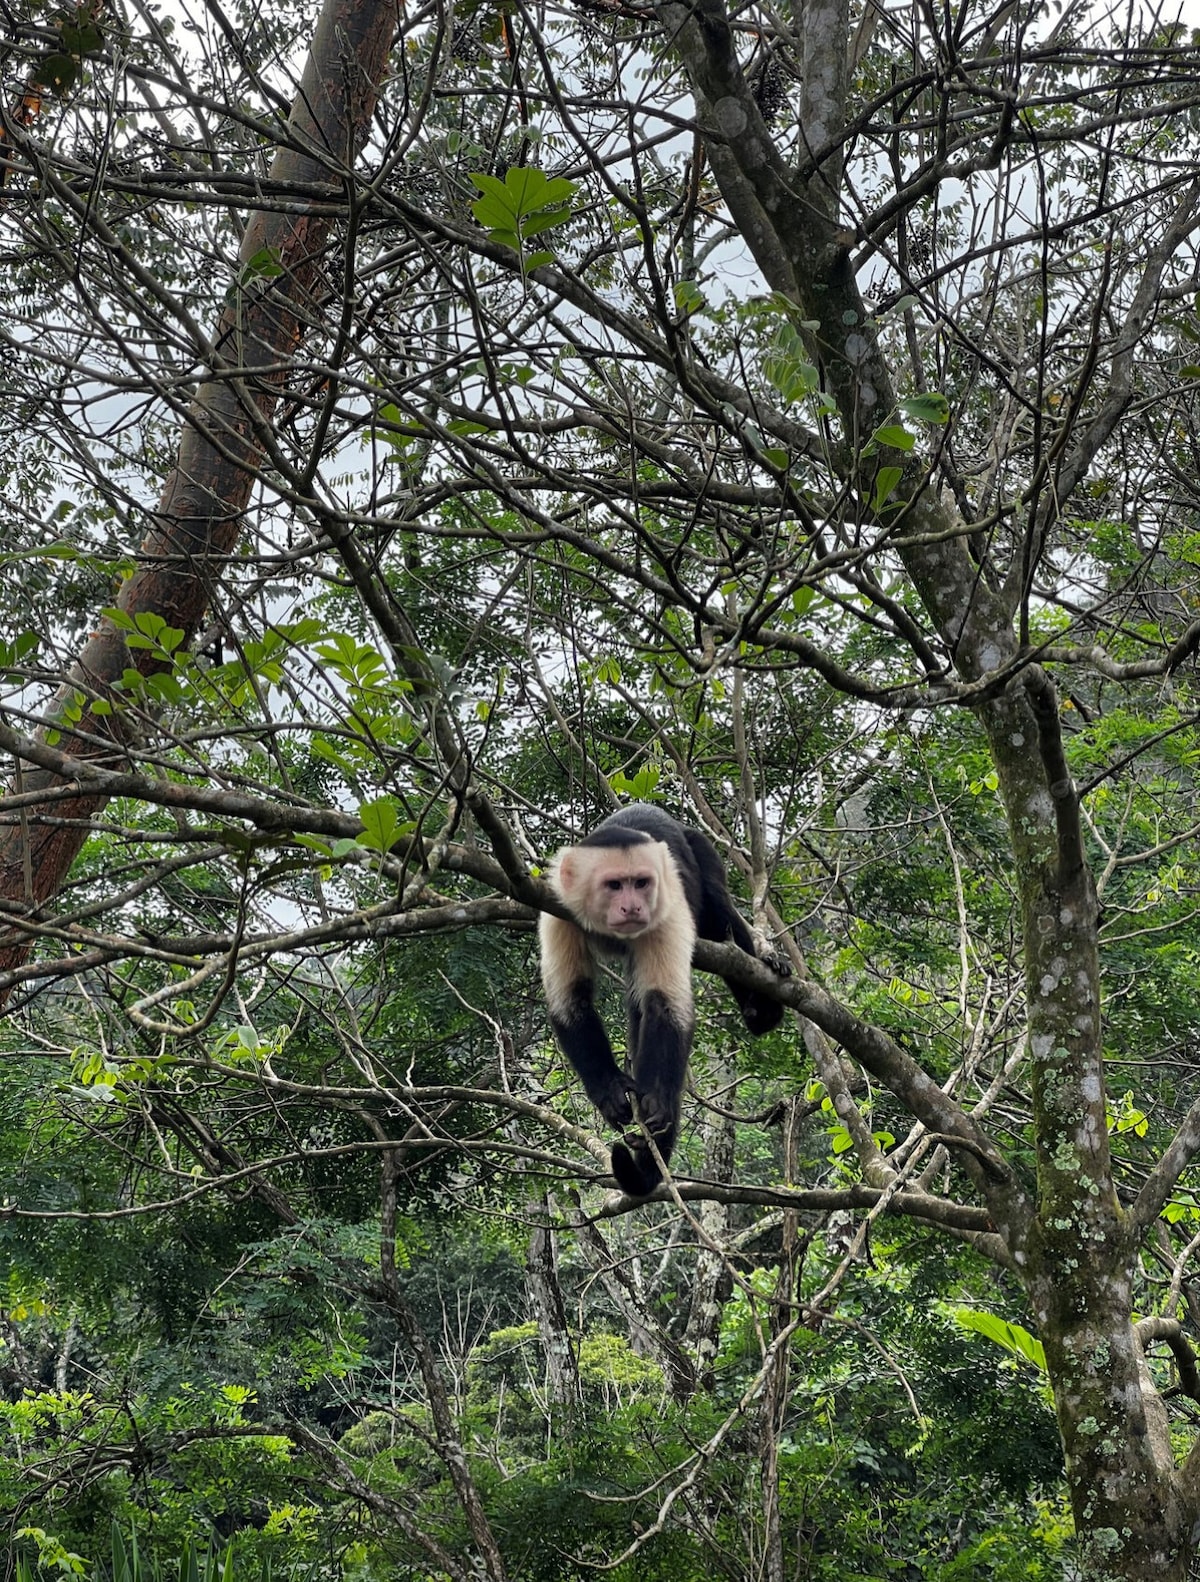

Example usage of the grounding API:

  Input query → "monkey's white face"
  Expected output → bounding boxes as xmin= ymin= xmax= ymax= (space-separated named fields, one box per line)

xmin=552 ymin=838 xmax=674 ymax=941
xmin=561 ymin=849 xmax=663 ymax=937
xmin=591 ymin=862 xmax=659 ymax=935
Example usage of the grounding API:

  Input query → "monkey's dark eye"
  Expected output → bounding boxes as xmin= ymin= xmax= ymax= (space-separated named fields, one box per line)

xmin=604 ymin=879 xmax=622 ymax=890
xmin=634 ymin=877 xmax=651 ymax=890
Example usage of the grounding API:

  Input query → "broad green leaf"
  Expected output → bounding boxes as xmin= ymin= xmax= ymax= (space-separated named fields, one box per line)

xmin=60 ymin=19 xmax=104 ymax=52
xmin=949 ymin=1306 xmax=1047 ymax=1372
xmin=0 ymin=631 xmax=39 ymax=670
xmin=898 ymin=392 xmax=950 ymax=424
xmin=469 ymin=167 xmax=578 ymax=267
xmin=471 ymin=192 xmax=517 ymax=230
xmin=872 ymin=424 xmax=915 ymax=451
xmin=241 ymin=245 xmax=284 ymax=281
xmin=520 ymin=206 xmax=572 ymax=238
xmin=872 ymin=465 xmax=904 ymax=510
xmin=674 ymin=280 xmax=707 ymax=315
xmin=610 ymin=766 xmax=660 ymax=798
xmin=34 ymin=52 xmax=78 ymax=92
xmin=357 ymin=795 xmax=404 ymax=854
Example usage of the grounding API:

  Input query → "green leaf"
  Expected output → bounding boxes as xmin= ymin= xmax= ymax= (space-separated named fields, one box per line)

xmin=949 ymin=1306 xmax=1047 ymax=1372
xmin=898 ymin=392 xmax=950 ymax=425
xmin=60 ymin=19 xmax=103 ymax=52
xmin=471 ymin=192 xmax=517 ymax=230
xmin=764 ymin=324 xmax=819 ymax=405
xmin=872 ymin=424 xmax=915 ymax=451
xmin=520 ymin=206 xmax=572 ymax=238
xmin=674 ymin=280 xmax=707 ymax=316
xmin=610 ymin=766 xmax=660 ymax=798
xmin=34 ymin=52 xmax=78 ymax=93
xmin=357 ymin=795 xmax=405 ymax=854
xmin=829 ymin=1124 xmax=855 ymax=1155
xmin=0 ymin=540 xmax=82 ymax=563
xmin=0 ymin=630 xmax=39 ymax=672
xmin=294 ymin=834 xmax=333 ymax=857
xmin=469 ymin=167 xmax=578 ymax=264
xmin=241 ymin=246 xmax=284 ymax=281
xmin=102 ymin=607 xmax=185 ymax=655
xmin=872 ymin=465 xmax=904 ymax=510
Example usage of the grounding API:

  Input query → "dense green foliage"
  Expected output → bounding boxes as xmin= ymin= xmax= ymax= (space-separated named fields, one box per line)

xmin=6 ymin=0 xmax=1200 ymax=1574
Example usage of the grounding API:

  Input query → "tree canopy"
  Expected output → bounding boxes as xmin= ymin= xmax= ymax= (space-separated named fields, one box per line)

xmin=5 ymin=0 xmax=1200 ymax=1576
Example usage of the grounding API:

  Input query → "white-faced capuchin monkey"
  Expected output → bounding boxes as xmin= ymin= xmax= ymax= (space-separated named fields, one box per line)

xmin=539 ymin=804 xmax=789 ymax=1196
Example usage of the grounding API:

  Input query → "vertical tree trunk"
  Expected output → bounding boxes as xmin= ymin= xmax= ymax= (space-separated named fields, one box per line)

xmin=380 ymin=1153 xmax=509 ymax=1581
xmin=684 ymin=1051 xmax=737 ymax=1385
xmin=759 ymin=1100 xmax=802 ymax=1582
xmin=527 ymin=1194 xmax=582 ymax=1412
xmin=655 ymin=0 xmax=1200 ymax=1573
xmin=0 ymin=0 xmax=398 ymax=984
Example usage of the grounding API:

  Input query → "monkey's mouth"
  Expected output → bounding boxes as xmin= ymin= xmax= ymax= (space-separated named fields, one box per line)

xmin=611 ymin=919 xmax=649 ymax=934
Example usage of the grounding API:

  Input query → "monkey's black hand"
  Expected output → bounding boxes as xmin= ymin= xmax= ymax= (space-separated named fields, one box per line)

xmin=593 ymin=1075 xmax=634 ymax=1131
xmin=612 ymin=1089 xmax=680 ymax=1197
xmin=754 ymin=936 xmax=792 ymax=979
xmin=732 ymin=936 xmax=792 ymax=1036
xmin=611 ymin=1138 xmax=660 ymax=1197
xmin=628 ymin=1085 xmax=674 ymax=1137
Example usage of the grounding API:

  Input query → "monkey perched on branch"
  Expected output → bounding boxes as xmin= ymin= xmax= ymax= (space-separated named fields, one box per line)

xmin=540 ymin=805 xmax=788 ymax=1196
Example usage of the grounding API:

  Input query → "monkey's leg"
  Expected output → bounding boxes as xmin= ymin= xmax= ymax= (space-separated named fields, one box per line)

xmin=708 ymin=903 xmax=789 ymax=1036
xmin=608 ymin=988 xmax=693 ymax=1195
xmin=628 ymin=990 xmax=690 ymax=1139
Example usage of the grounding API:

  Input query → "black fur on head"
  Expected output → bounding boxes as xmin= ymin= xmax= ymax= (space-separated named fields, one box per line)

xmin=577 ymin=824 xmax=655 ymax=850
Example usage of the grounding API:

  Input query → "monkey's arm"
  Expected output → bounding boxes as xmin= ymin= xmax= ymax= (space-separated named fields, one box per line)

xmin=540 ymin=914 xmax=634 ymax=1128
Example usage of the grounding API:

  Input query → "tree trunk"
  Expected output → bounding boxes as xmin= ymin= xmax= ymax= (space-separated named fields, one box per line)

xmin=656 ymin=0 xmax=1200 ymax=1572
xmin=527 ymin=1194 xmax=582 ymax=1412
xmin=683 ymin=1051 xmax=737 ymax=1386
xmin=0 ymin=0 xmax=398 ymax=986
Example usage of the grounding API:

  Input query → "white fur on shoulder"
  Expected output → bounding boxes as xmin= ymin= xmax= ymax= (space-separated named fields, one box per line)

xmin=539 ymin=911 xmax=592 ymax=1020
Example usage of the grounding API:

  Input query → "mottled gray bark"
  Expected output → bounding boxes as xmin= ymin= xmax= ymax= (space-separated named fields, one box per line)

xmin=683 ymin=1052 xmax=737 ymax=1385
xmin=653 ymin=0 xmax=1200 ymax=1572
xmin=527 ymin=1195 xmax=582 ymax=1411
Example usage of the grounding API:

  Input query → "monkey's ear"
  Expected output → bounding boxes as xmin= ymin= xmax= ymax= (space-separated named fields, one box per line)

xmin=555 ymin=850 xmax=578 ymax=890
